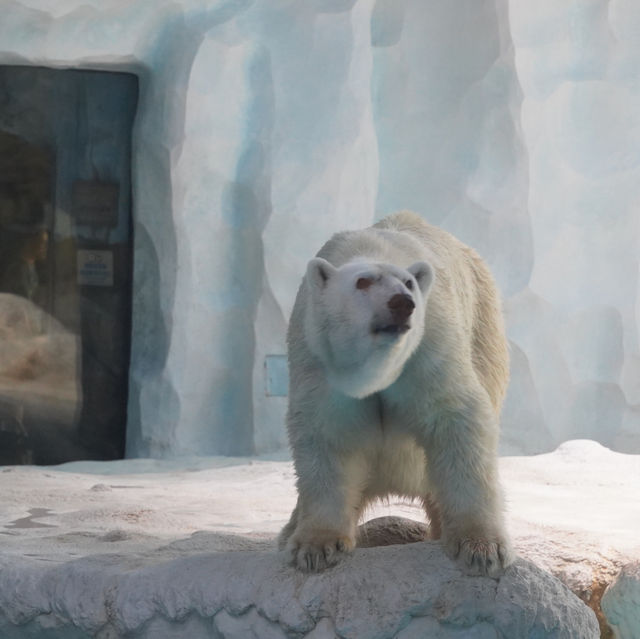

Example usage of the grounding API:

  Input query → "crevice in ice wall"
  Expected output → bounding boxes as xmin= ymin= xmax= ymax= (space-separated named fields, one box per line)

xmin=125 ymin=224 xmax=177 ymax=458
xmin=206 ymin=46 xmax=275 ymax=455
xmin=154 ymin=4 xmax=265 ymax=457
xmin=129 ymin=2 xmax=256 ymax=457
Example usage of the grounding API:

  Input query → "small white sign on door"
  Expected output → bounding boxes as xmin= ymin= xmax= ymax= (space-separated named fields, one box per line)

xmin=77 ymin=249 xmax=114 ymax=287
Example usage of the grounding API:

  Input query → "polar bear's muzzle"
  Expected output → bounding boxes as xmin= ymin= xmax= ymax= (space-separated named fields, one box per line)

xmin=373 ymin=323 xmax=411 ymax=336
xmin=372 ymin=293 xmax=415 ymax=336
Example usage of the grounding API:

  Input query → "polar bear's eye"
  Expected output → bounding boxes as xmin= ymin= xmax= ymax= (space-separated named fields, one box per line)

xmin=405 ymin=279 xmax=413 ymax=290
xmin=356 ymin=277 xmax=373 ymax=290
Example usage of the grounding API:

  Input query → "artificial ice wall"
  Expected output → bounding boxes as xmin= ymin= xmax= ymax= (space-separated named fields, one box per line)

xmin=2 ymin=0 xmax=638 ymax=457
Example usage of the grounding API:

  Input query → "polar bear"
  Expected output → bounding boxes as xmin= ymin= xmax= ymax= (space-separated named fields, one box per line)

xmin=278 ymin=211 xmax=513 ymax=577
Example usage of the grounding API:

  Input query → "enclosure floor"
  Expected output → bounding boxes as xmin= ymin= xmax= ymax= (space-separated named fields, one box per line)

xmin=0 ymin=440 xmax=637 ymax=637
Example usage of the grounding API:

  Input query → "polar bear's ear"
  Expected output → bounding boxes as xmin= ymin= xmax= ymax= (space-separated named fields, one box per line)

xmin=408 ymin=261 xmax=434 ymax=295
xmin=306 ymin=258 xmax=337 ymax=292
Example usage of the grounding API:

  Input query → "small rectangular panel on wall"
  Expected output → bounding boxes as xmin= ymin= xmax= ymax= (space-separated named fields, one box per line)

xmin=264 ymin=355 xmax=289 ymax=397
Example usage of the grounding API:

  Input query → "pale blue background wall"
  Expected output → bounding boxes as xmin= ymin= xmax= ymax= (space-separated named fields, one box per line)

xmin=2 ymin=0 xmax=638 ymax=457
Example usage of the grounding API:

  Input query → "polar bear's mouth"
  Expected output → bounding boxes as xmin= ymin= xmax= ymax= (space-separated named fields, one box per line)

xmin=372 ymin=323 xmax=411 ymax=336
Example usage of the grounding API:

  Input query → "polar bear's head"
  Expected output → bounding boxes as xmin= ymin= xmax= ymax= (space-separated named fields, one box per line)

xmin=303 ymin=257 xmax=434 ymax=399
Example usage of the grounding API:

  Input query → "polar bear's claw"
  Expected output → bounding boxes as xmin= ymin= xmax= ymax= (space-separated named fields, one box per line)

xmin=287 ymin=532 xmax=355 ymax=572
xmin=452 ymin=537 xmax=514 ymax=578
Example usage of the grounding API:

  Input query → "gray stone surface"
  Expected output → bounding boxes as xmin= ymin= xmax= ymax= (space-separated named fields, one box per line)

xmin=0 ymin=543 xmax=599 ymax=638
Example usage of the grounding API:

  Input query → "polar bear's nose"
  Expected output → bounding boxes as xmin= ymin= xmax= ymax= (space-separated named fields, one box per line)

xmin=387 ymin=293 xmax=415 ymax=322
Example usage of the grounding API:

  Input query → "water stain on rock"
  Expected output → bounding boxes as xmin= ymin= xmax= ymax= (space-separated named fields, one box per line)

xmin=6 ymin=508 xmax=57 ymax=529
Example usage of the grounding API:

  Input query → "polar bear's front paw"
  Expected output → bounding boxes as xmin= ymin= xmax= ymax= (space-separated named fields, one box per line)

xmin=286 ymin=529 xmax=355 ymax=572
xmin=446 ymin=534 xmax=514 ymax=578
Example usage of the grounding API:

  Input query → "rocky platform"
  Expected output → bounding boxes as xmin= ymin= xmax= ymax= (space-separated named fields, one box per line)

xmin=0 ymin=440 xmax=637 ymax=637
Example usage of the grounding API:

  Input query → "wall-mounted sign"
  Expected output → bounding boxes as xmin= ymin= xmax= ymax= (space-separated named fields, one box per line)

xmin=77 ymin=249 xmax=113 ymax=286
xmin=71 ymin=181 xmax=119 ymax=227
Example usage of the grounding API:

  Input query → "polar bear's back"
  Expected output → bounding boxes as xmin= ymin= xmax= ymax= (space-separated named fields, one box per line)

xmin=312 ymin=211 xmax=509 ymax=414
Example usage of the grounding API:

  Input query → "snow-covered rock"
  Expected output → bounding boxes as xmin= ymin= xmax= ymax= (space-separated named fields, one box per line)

xmin=0 ymin=545 xmax=598 ymax=638
xmin=602 ymin=562 xmax=640 ymax=639
xmin=359 ymin=515 xmax=627 ymax=639
xmin=0 ymin=440 xmax=636 ymax=636
xmin=502 ymin=440 xmax=640 ymax=637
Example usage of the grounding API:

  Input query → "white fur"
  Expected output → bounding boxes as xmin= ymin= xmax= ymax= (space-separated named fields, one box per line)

xmin=280 ymin=212 xmax=513 ymax=577
xmin=303 ymin=257 xmax=433 ymax=399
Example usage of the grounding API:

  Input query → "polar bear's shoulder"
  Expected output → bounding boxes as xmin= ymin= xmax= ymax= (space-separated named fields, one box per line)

xmin=374 ymin=211 xmax=467 ymax=253
xmin=373 ymin=210 xmax=428 ymax=233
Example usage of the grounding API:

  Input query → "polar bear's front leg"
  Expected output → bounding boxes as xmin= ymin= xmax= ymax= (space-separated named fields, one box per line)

xmin=425 ymin=398 xmax=514 ymax=578
xmin=284 ymin=445 xmax=367 ymax=572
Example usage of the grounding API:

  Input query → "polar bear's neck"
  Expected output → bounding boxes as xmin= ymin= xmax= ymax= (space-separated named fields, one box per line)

xmin=322 ymin=338 xmax=419 ymax=399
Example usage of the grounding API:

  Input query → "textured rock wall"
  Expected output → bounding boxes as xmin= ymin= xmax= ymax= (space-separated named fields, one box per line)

xmin=1 ymin=0 xmax=638 ymax=456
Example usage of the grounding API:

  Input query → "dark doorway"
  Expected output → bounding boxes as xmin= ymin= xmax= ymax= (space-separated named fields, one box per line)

xmin=0 ymin=66 xmax=138 ymax=464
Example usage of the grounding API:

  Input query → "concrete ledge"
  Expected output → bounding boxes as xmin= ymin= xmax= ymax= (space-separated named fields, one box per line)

xmin=0 ymin=542 xmax=599 ymax=638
